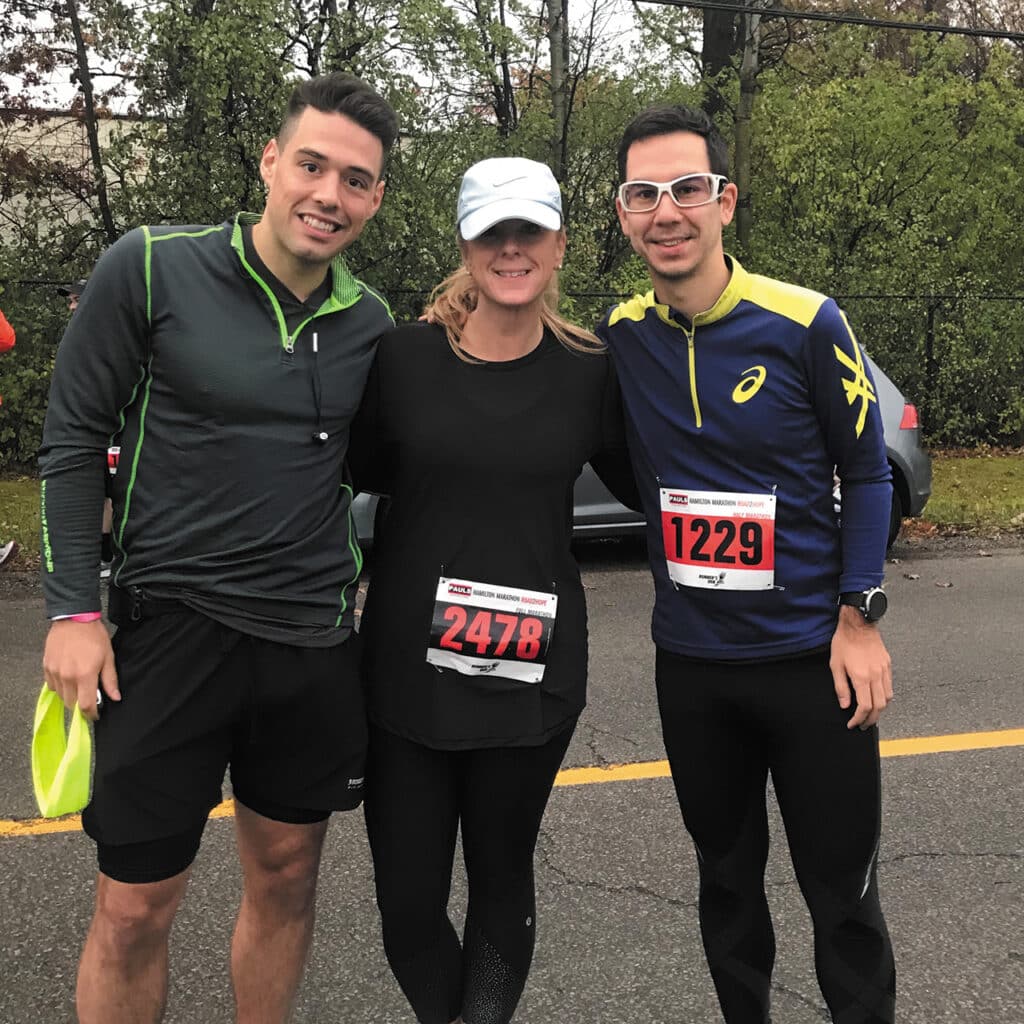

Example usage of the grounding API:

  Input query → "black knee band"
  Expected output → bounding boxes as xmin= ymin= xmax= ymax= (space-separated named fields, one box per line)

xmin=233 ymin=791 xmax=331 ymax=825
xmin=96 ymin=821 xmax=206 ymax=884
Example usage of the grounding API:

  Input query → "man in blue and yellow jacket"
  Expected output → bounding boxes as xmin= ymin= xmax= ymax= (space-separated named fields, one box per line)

xmin=598 ymin=105 xmax=896 ymax=1024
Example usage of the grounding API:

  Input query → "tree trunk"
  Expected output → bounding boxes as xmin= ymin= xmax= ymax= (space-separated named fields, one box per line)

xmin=65 ymin=0 xmax=117 ymax=243
xmin=179 ymin=0 xmax=216 ymax=152
xmin=494 ymin=0 xmax=517 ymax=137
xmin=548 ymin=0 xmax=568 ymax=181
xmin=735 ymin=5 xmax=761 ymax=253
xmin=701 ymin=8 xmax=740 ymax=120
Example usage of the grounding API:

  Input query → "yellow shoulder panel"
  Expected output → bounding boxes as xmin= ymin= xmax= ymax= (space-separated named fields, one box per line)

xmin=744 ymin=274 xmax=828 ymax=329
xmin=608 ymin=292 xmax=657 ymax=327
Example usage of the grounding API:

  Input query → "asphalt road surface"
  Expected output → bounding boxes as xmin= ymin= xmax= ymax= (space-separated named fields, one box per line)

xmin=0 ymin=537 xmax=1021 ymax=1023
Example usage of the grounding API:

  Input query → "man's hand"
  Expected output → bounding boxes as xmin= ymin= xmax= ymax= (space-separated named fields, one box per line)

xmin=42 ymin=619 xmax=120 ymax=722
xmin=830 ymin=605 xmax=893 ymax=730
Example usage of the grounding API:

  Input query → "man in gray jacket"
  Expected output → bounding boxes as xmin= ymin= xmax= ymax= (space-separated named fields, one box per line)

xmin=39 ymin=72 xmax=397 ymax=1024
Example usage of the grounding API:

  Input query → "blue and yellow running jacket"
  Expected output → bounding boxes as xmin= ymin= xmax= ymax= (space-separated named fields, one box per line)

xmin=597 ymin=255 xmax=892 ymax=661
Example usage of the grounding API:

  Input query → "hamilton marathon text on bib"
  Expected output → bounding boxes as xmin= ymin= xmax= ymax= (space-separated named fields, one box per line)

xmin=660 ymin=488 xmax=776 ymax=590
xmin=427 ymin=576 xmax=557 ymax=683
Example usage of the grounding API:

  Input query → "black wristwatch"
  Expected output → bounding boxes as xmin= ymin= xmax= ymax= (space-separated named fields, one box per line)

xmin=839 ymin=587 xmax=888 ymax=623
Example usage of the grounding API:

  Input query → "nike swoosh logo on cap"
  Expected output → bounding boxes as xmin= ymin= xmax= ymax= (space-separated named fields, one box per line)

xmin=492 ymin=176 xmax=528 ymax=187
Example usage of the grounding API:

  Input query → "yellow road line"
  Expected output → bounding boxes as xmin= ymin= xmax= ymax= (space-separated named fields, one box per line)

xmin=878 ymin=728 xmax=1024 ymax=758
xmin=554 ymin=729 xmax=1024 ymax=787
xmin=4 ymin=728 xmax=1022 ymax=838
xmin=1 ymin=815 xmax=85 ymax=838
xmin=0 ymin=799 xmax=236 ymax=839
xmin=556 ymin=760 xmax=672 ymax=787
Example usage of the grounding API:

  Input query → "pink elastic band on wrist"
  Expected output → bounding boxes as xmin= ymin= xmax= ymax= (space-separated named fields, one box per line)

xmin=70 ymin=612 xmax=102 ymax=623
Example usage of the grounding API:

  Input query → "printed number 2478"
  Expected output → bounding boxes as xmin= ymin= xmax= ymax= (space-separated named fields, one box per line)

xmin=440 ymin=607 xmax=544 ymax=660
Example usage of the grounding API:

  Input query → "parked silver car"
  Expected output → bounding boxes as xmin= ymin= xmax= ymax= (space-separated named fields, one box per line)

xmin=864 ymin=352 xmax=932 ymax=546
xmin=353 ymin=350 xmax=930 ymax=550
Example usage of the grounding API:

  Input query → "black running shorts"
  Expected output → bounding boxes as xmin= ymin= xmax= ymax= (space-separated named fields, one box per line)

xmin=83 ymin=600 xmax=367 ymax=859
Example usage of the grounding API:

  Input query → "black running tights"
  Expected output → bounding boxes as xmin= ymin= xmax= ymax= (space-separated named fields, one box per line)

xmin=656 ymin=646 xmax=896 ymax=1024
xmin=363 ymin=723 xmax=574 ymax=1024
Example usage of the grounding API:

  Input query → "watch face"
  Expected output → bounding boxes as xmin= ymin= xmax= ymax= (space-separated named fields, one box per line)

xmin=865 ymin=588 xmax=888 ymax=621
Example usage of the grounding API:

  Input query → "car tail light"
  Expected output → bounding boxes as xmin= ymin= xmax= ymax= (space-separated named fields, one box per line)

xmin=899 ymin=403 xmax=919 ymax=430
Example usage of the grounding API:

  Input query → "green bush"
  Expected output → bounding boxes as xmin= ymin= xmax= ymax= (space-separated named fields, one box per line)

xmin=0 ymin=281 xmax=68 ymax=472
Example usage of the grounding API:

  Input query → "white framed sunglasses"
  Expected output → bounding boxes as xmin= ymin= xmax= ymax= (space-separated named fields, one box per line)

xmin=618 ymin=173 xmax=729 ymax=213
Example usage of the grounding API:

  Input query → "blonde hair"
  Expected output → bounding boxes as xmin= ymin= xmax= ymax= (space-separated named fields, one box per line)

xmin=423 ymin=259 xmax=603 ymax=363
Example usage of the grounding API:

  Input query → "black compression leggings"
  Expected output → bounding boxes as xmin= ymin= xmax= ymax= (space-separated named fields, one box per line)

xmin=656 ymin=646 xmax=895 ymax=1024
xmin=363 ymin=723 xmax=575 ymax=1024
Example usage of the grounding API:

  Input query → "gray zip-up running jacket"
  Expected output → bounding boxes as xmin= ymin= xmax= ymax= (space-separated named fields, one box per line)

xmin=39 ymin=213 xmax=392 ymax=644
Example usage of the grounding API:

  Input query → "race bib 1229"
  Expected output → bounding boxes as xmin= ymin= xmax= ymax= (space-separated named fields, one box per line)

xmin=660 ymin=488 xmax=776 ymax=590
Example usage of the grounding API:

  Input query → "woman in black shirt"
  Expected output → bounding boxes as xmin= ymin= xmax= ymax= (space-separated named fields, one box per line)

xmin=354 ymin=157 xmax=636 ymax=1024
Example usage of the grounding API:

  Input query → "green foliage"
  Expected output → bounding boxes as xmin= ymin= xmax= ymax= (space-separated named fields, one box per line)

xmin=128 ymin=0 xmax=292 ymax=226
xmin=0 ymin=274 xmax=70 ymax=472
xmin=1 ymin=1 xmax=1023 ymax=469
xmin=748 ymin=31 xmax=1024 ymax=444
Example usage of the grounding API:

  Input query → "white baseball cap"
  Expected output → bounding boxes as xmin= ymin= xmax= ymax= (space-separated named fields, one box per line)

xmin=457 ymin=157 xmax=563 ymax=240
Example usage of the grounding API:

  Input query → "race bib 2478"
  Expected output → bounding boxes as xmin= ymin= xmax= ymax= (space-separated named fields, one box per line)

xmin=426 ymin=577 xmax=557 ymax=684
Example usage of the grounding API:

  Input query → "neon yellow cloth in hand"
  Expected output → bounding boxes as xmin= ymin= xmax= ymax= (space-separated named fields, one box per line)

xmin=31 ymin=684 xmax=93 ymax=817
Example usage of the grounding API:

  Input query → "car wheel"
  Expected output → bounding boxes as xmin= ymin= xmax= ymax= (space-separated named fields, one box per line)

xmin=887 ymin=484 xmax=904 ymax=549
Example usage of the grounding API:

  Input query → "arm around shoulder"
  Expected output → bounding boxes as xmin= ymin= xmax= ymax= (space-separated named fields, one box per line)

xmin=590 ymin=355 xmax=642 ymax=512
